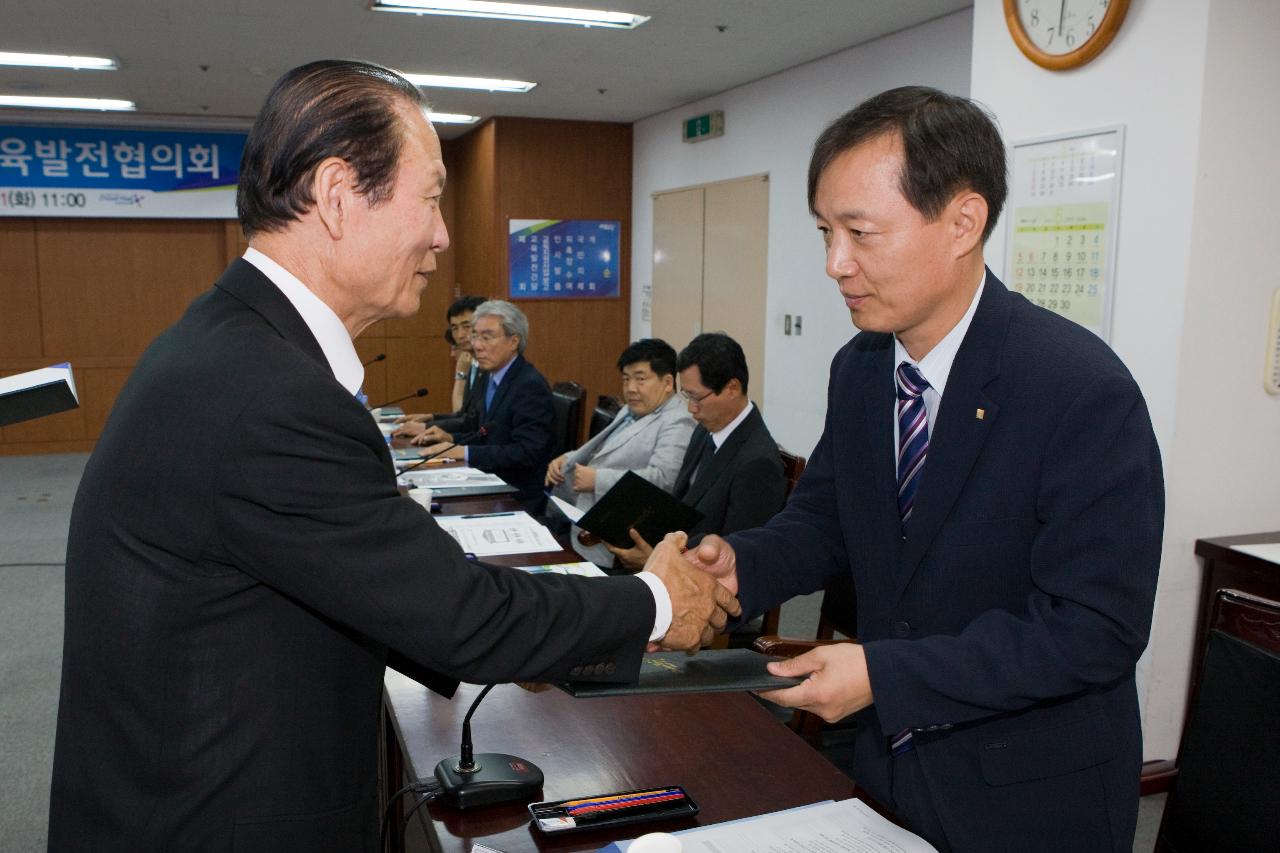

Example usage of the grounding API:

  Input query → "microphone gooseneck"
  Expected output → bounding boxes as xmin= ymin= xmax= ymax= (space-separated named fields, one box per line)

xmin=455 ymin=684 xmax=495 ymax=774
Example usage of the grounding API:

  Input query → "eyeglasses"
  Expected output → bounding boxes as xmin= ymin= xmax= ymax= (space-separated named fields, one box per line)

xmin=679 ymin=388 xmax=714 ymax=405
xmin=469 ymin=331 xmax=509 ymax=344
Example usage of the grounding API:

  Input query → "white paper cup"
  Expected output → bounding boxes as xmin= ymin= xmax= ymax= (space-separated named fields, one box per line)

xmin=408 ymin=487 xmax=433 ymax=508
xmin=628 ymin=832 xmax=682 ymax=853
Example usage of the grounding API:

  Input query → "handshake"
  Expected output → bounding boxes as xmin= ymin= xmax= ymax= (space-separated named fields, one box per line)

xmin=642 ymin=531 xmax=741 ymax=652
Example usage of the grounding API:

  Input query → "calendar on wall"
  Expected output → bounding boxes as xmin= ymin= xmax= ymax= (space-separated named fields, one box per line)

xmin=1005 ymin=126 xmax=1124 ymax=342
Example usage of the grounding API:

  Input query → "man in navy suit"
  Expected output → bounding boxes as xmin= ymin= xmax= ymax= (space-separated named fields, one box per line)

xmin=690 ymin=87 xmax=1163 ymax=851
xmin=418 ymin=299 xmax=556 ymax=502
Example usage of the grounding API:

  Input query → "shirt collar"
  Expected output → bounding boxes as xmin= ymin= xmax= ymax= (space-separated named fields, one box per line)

xmin=710 ymin=400 xmax=754 ymax=450
xmin=242 ymin=247 xmax=364 ymax=395
xmin=893 ymin=270 xmax=986 ymax=397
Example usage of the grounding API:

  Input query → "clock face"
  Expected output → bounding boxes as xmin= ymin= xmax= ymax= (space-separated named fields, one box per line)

xmin=1016 ymin=0 xmax=1116 ymax=56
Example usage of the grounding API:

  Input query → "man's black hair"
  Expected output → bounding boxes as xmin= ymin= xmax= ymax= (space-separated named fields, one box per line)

xmin=807 ymin=85 xmax=1007 ymax=243
xmin=677 ymin=333 xmax=749 ymax=395
xmin=617 ymin=339 xmax=678 ymax=377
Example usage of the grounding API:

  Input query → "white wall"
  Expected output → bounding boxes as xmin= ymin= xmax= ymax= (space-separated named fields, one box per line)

xmin=973 ymin=0 xmax=1280 ymax=761
xmin=631 ymin=10 xmax=974 ymax=454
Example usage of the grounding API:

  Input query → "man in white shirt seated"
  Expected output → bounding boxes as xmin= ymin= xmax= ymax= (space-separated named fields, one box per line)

xmin=546 ymin=339 xmax=695 ymax=565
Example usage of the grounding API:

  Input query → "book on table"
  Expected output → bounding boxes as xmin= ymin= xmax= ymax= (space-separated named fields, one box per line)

xmin=0 ymin=363 xmax=79 ymax=428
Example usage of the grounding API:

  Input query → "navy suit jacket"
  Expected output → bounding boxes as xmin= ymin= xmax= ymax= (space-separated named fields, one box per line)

xmin=447 ymin=353 xmax=557 ymax=502
xmin=48 ymin=260 xmax=652 ymax=851
xmin=729 ymin=273 xmax=1163 ymax=852
xmin=673 ymin=405 xmax=786 ymax=545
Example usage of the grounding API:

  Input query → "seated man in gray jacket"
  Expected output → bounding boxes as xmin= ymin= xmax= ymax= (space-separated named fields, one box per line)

xmin=546 ymin=339 xmax=694 ymax=566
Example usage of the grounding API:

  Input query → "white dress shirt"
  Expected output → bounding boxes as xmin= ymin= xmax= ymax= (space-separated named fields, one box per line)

xmin=709 ymin=400 xmax=754 ymax=450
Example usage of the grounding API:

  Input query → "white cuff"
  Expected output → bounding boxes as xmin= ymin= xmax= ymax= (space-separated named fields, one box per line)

xmin=636 ymin=571 xmax=672 ymax=643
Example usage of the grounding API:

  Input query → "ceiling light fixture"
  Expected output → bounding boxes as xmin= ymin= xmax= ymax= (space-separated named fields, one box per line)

xmin=372 ymin=1 xmax=649 ymax=29
xmin=0 ymin=51 xmax=117 ymax=70
xmin=404 ymin=73 xmax=536 ymax=93
xmin=0 ymin=95 xmax=135 ymax=111
xmin=427 ymin=111 xmax=481 ymax=124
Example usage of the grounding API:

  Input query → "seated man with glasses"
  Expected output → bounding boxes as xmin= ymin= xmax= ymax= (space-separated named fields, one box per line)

xmin=546 ymin=338 xmax=695 ymax=566
xmin=417 ymin=299 xmax=556 ymax=503
xmin=608 ymin=332 xmax=786 ymax=571
xmin=393 ymin=294 xmax=486 ymax=435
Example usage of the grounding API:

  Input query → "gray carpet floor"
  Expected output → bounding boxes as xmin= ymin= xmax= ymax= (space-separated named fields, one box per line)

xmin=0 ymin=452 xmax=1165 ymax=851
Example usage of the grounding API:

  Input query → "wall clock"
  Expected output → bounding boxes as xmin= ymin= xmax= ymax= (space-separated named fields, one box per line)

xmin=1004 ymin=0 xmax=1131 ymax=71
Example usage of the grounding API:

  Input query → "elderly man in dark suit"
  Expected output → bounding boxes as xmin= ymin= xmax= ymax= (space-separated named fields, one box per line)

xmin=608 ymin=332 xmax=786 ymax=571
xmin=417 ymin=299 xmax=556 ymax=502
xmin=689 ymin=87 xmax=1163 ymax=852
xmin=47 ymin=60 xmax=736 ymax=852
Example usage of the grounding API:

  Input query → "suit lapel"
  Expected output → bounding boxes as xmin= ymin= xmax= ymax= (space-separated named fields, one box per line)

xmin=681 ymin=406 xmax=758 ymax=507
xmin=855 ymin=338 xmax=904 ymax=572
xmin=896 ymin=274 xmax=1009 ymax=594
xmin=215 ymin=258 xmax=329 ymax=372
xmin=673 ymin=425 xmax=709 ymax=498
xmin=484 ymin=355 xmax=524 ymax=420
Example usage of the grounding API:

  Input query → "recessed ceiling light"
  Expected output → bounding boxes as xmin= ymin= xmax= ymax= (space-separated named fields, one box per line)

xmin=0 ymin=51 xmax=117 ymax=70
xmin=0 ymin=95 xmax=135 ymax=111
xmin=372 ymin=1 xmax=649 ymax=29
xmin=427 ymin=111 xmax=481 ymax=124
xmin=403 ymin=73 xmax=536 ymax=93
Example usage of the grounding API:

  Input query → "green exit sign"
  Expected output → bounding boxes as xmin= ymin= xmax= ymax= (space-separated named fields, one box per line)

xmin=682 ymin=110 xmax=724 ymax=143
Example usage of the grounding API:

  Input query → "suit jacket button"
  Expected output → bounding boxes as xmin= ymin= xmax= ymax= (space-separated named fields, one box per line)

xmin=892 ymin=621 xmax=911 ymax=638
xmin=569 ymin=666 xmax=583 ymax=678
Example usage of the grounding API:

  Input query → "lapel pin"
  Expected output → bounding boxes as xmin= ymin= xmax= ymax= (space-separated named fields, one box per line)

xmin=975 ymin=408 xmax=985 ymax=420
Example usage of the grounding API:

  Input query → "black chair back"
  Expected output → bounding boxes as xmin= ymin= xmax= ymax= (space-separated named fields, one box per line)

xmin=550 ymin=381 xmax=587 ymax=457
xmin=1155 ymin=589 xmax=1280 ymax=853
xmin=589 ymin=395 xmax=623 ymax=439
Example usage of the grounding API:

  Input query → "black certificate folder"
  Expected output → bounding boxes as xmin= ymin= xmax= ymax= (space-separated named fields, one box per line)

xmin=576 ymin=470 xmax=703 ymax=549
xmin=556 ymin=650 xmax=803 ymax=698
xmin=0 ymin=363 xmax=79 ymax=428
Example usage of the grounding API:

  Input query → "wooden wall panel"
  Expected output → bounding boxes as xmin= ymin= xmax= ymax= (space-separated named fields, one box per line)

xmin=36 ymin=219 xmax=227 ymax=358
xmin=493 ymin=118 xmax=632 ymax=424
xmin=0 ymin=219 xmax=43 ymax=358
xmin=449 ymin=121 xmax=500 ymax=299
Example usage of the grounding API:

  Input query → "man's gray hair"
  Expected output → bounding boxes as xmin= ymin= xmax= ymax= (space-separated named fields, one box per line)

xmin=473 ymin=299 xmax=529 ymax=354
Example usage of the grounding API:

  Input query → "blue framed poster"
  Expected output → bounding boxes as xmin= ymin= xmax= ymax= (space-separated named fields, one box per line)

xmin=0 ymin=125 xmax=246 ymax=218
xmin=508 ymin=218 xmax=621 ymax=299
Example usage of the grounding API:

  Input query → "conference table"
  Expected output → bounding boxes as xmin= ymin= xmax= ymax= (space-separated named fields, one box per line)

xmin=381 ymin=464 xmax=860 ymax=852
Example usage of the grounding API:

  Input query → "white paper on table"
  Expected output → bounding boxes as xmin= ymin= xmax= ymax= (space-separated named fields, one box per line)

xmin=547 ymin=494 xmax=585 ymax=523
xmin=1229 ymin=542 xmax=1280 ymax=565
xmin=398 ymin=466 xmax=507 ymax=487
xmin=640 ymin=798 xmax=940 ymax=853
xmin=434 ymin=511 xmax=560 ymax=557
xmin=515 ymin=561 xmax=605 ymax=577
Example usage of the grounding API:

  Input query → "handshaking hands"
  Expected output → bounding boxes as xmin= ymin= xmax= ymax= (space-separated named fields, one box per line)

xmin=642 ymin=532 xmax=741 ymax=652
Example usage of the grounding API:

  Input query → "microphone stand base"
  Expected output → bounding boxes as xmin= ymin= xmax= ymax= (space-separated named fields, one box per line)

xmin=433 ymin=753 xmax=544 ymax=810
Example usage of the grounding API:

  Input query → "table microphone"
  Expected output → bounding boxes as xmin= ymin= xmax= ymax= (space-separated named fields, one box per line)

xmin=361 ymin=352 xmax=387 ymax=367
xmin=397 ymin=425 xmax=491 ymax=477
xmin=433 ymin=684 xmax=544 ymax=809
xmin=370 ymin=387 xmax=428 ymax=410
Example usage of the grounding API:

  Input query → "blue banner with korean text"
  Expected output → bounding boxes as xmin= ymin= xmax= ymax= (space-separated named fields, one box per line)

xmin=0 ymin=125 xmax=246 ymax=218
xmin=508 ymin=219 xmax=621 ymax=299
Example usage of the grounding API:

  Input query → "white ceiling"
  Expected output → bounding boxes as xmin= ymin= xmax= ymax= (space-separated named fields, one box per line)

xmin=1 ymin=0 xmax=970 ymax=138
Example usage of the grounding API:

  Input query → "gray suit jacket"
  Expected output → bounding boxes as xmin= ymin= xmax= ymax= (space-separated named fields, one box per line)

xmin=553 ymin=393 xmax=694 ymax=564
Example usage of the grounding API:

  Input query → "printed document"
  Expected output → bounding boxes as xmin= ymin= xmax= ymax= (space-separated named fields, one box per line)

xmin=434 ymin=511 xmax=560 ymax=557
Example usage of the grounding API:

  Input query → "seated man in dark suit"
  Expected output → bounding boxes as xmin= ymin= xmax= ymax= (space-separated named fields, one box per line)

xmin=419 ymin=299 xmax=556 ymax=502
xmin=608 ymin=332 xmax=786 ymax=570
xmin=393 ymin=294 xmax=486 ymax=432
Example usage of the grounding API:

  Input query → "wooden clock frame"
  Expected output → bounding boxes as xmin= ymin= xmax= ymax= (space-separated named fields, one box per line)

xmin=1003 ymin=0 xmax=1131 ymax=71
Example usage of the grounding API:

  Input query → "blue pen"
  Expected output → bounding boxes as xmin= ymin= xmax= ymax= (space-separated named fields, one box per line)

xmin=461 ymin=511 xmax=517 ymax=519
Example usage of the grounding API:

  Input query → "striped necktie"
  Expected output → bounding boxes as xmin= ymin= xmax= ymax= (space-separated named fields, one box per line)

xmin=895 ymin=362 xmax=930 ymax=528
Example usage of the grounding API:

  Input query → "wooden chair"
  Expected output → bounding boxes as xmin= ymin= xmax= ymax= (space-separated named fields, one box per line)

xmin=588 ymin=394 xmax=622 ymax=439
xmin=760 ymin=448 xmax=809 ymax=635
xmin=550 ymin=381 xmax=586 ymax=457
xmin=1153 ymin=588 xmax=1280 ymax=853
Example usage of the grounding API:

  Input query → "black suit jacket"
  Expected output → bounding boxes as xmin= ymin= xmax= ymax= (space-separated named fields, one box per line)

xmin=673 ymin=404 xmax=786 ymax=545
xmin=48 ymin=259 xmax=653 ymax=852
xmin=432 ymin=364 xmax=485 ymax=428
xmin=728 ymin=273 xmax=1163 ymax=851
xmin=445 ymin=353 xmax=557 ymax=502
